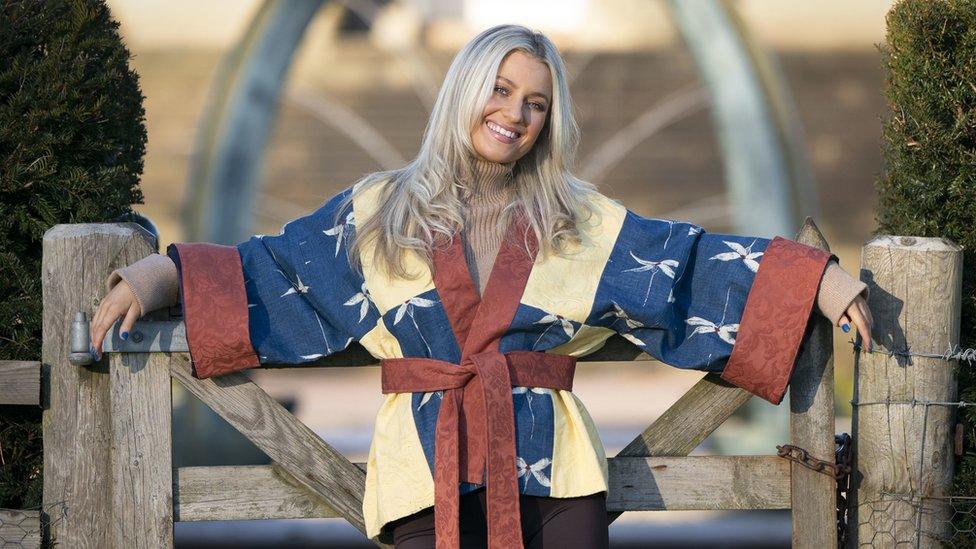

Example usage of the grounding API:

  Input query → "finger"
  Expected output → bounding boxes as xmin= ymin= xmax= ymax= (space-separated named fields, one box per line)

xmin=848 ymin=306 xmax=873 ymax=352
xmin=838 ymin=312 xmax=852 ymax=333
xmin=92 ymin=302 xmax=124 ymax=360
xmin=857 ymin=297 xmax=874 ymax=327
xmin=90 ymin=302 xmax=106 ymax=359
xmin=118 ymin=303 xmax=141 ymax=341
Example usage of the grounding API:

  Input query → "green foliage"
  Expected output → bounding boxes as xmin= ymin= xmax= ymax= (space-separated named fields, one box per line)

xmin=876 ymin=0 xmax=976 ymax=544
xmin=0 ymin=0 xmax=146 ymax=508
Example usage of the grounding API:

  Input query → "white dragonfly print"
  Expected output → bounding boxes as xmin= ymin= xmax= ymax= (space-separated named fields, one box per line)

xmin=343 ymin=281 xmax=374 ymax=323
xmin=512 ymin=386 xmax=549 ymax=438
xmin=685 ymin=317 xmax=739 ymax=346
xmin=709 ymin=240 xmax=764 ymax=273
xmin=393 ymin=296 xmax=438 ymax=356
xmin=621 ymin=251 xmax=680 ymax=307
xmin=684 ymin=287 xmax=739 ymax=346
xmin=275 ymin=269 xmax=312 ymax=297
xmin=599 ymin=302 xmax=647 ymax=347
xmin=516 ymin=456 xmax=552 ymax=489
xmin=417 ymin=390 xmax=443 ymax=411
xmin=323 ymin=211 xmax=356 ymax=257
xmin=532 ymin=313 xmax=576 ymax=350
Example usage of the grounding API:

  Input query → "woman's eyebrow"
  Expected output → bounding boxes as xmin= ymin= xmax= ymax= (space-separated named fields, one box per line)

xmin=496 ymin=75 xmax=550 ymax=103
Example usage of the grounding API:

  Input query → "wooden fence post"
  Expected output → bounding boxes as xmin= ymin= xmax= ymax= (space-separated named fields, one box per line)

xmin=851 ymin=236 xmax=962 ymax=547
xmin=790 ymin=218 xmax=836 ymax=548
xmin=42 ymin=223 xmax=171 ymax=548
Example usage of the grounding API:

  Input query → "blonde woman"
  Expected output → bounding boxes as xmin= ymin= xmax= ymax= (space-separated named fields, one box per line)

xmin=90 ymin=24 xmax=873 ymax=549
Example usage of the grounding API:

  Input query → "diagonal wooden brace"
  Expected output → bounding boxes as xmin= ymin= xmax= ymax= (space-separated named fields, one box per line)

xmin=169 ymin=354 xmax=368 ymax=535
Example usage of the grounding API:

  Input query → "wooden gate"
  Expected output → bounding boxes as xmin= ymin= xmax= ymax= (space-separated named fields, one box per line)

xmin=36 ymin=219 xmax=838 ymax=548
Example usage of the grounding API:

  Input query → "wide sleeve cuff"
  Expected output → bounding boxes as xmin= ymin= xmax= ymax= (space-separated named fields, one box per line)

xmin=105 ymin=253 xmax=180 ymax=315
xmin=166 ymin=242 xmax=260 ymax=379
xmin=816 ymin=260 xmax=869 ymax=327
xmin=719 ymin=236 xmax=835 ymax=405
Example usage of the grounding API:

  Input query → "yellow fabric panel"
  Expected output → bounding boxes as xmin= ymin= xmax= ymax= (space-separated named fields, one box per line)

xmin=548 ymin=389 xmax=610 ymax=498
xmin=520 ymin=193 xmax=626 ymax=323
xmin=548 ymin=324 xmax=615 ymax=357
xmin=363 ymin=392 xmax=435 ymax=541
xmin=359 ymin=318 xmax=403 ymax=360
xmin=352 ymin=180 xmax=434 ymax=316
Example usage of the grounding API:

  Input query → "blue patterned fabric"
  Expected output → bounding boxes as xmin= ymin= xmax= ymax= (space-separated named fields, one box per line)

xmin=585 ymin=210 xmax=771 ymax=372
xmin=233 ymin=187 xmax=776 ymax=500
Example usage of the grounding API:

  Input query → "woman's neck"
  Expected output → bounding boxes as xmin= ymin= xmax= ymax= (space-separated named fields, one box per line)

xmin=466 ymin=156 xmax=515 ymax=204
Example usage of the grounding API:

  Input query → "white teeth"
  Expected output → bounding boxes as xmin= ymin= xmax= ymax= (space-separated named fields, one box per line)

xmin=487 ymin=121 xmax=519 ymax=139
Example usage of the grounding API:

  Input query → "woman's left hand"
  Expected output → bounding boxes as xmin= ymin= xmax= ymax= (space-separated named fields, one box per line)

xmin=839 ymin=294 xmax=874 ymax=352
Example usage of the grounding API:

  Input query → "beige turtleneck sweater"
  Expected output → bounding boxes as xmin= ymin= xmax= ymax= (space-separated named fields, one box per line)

xmin=106 ymin=158 xmax=867 ymax=328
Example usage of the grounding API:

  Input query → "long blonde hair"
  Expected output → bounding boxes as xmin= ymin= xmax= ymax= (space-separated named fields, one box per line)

xmin=337 ymin=24 xmax=601 ymax=280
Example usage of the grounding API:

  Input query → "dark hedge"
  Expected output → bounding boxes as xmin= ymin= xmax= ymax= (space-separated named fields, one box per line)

xmin=0 ymin=0 xmax=146 ymax=508
xmin=875 ymin=0 xmax=976 ymax=545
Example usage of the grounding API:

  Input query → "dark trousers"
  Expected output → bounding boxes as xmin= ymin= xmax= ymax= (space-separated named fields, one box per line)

xmin=389 ymin=488 xmax=610 ymax=548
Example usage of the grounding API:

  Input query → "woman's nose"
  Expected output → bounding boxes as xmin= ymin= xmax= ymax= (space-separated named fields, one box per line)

xmin=502 ymin=100 xmax=525 ymax=124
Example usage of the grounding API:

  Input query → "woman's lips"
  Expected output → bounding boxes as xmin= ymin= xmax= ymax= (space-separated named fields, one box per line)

xmin=486 ymin=120 xmax=519 ymax=144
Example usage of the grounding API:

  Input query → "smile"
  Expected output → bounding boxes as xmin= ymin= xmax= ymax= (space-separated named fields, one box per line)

xmin=486 ymin=120 xmax=521 ymax=143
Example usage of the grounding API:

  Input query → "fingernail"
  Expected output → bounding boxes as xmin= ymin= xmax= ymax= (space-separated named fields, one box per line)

xmin=842 ymin=324 xmax=850 ymax=333
xmin=121 ymin=331 xmax=129 ymax=341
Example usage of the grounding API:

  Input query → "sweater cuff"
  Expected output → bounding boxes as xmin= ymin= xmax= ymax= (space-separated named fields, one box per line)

xmin=105 ymin=253 xmax=180 ymax=315
xmin=815 ymin=260 xmax=869 ymax=327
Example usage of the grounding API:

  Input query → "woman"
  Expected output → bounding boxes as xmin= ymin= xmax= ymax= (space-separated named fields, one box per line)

xmin=90 ymin=24 xmax=873 ymax=549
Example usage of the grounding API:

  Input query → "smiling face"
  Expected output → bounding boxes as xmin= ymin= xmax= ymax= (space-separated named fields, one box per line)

xmin=471 ymin=50 xmax=553 ymax=164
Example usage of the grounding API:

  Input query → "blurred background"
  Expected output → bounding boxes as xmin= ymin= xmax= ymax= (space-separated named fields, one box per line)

xmin=106 ymin=0 xmax=894 ymax=545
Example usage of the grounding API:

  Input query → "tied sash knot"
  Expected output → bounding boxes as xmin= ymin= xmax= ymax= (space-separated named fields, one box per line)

xmin=381 ymin=350 xmax=576 ymax=549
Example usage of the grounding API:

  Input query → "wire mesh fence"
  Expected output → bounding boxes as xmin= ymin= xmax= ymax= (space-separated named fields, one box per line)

xmin=851 ymin=493 xmax=976 ymax=548
xmin=0 ymin=500 xmax=66 ymax=548
xmin=847 ymin=338 xmax=976 ymax=548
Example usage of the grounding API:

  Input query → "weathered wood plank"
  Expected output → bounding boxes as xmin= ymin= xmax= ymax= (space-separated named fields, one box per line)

xmin=789 ymin=218 xmax=836 ymax=548
xmin=852 ymin=236 xmax=962 ymax=548
xmin=174 ymin=456 xmax=789 ymax=521
xmin=615 ymin=374 xmax=753 ymax=458
xmin=42 ymin=223 xmax=157 ymax=548
xmin=0 ymin=509 xmax=41 ymax=548
xmin=169 ymin=354 xmax=368 ymax=534
xmin=605 ymin=374 xmax=752 ymax=524
xmin=0 ymin=361 xmax=41 ymax=405
xmin=607 ymin=456 xmax=791 ymax=511
xmin=174 ymin=463 xmax=365 ymax=522
xmin=110 ymin=351 xmax=173 ymax=547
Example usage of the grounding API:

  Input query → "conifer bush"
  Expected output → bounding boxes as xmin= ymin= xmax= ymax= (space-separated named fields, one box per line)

xmin=0 ymin=0 xmax=146 ymax=508
xmin=876 ymin=0 xmax=976 ymax=544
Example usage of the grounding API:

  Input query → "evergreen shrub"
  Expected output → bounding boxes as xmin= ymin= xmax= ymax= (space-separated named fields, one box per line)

xmin=876 ymin=1 xmax=976 ymax=544
xmin=0 ymin=0 xmax=146 ymax=508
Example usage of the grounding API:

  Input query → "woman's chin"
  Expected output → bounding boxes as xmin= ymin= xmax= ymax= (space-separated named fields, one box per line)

xmin=473 ymin=143 xmax=520 ymax=164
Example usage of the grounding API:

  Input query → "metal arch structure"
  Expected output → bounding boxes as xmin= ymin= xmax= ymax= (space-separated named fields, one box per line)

xmin=183 ymin=0 xmax=324 ymax=245
xmin=183 ymin=0 xmax=818 ymax=244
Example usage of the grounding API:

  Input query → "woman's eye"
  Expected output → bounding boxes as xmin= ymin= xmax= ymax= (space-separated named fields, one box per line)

xmin=530 ymin=102 xmax=546 ymax=111
xmin=494 ymin=86 xmax=508 ymax=95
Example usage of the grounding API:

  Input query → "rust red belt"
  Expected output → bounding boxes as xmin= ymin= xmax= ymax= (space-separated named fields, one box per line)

xmin=381 ymin=350 xmax=577 ymax=549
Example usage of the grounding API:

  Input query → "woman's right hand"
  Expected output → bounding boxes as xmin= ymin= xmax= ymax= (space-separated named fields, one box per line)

xmin=89 ymin=280 xmax=144 ymax=361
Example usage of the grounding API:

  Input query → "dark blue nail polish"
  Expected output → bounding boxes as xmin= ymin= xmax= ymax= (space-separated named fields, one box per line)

xmin=121 ymin=331 xmax=129 ymax=340
xmin=842 ymin=324 xmax=850 ymax=333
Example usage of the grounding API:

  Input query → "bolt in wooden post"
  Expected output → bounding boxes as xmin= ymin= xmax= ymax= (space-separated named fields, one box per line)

xmin=42 ymin=224 xmax=173 ymax=548
xmin=850 ymin=236 xmax=962 ymax=548
xmin=790 ymin=218 xmax=836 ymax=548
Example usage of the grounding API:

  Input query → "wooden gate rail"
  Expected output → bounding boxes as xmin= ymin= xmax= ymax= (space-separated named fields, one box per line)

xmin=38 ymin=220 xmax=838 ymax=548
xmin=174 ymin=456 xmax=791 ymax=522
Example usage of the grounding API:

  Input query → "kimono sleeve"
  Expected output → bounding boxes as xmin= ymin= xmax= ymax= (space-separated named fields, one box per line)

xmin=592 ymin=210 xmax=834 ymax=404
xmin=166 ymin=187 xmax=377 ymax=379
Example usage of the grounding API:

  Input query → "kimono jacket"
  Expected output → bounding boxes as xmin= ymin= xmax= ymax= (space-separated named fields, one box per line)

xmin=166 ymin=178 xmax=834 ymax=548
